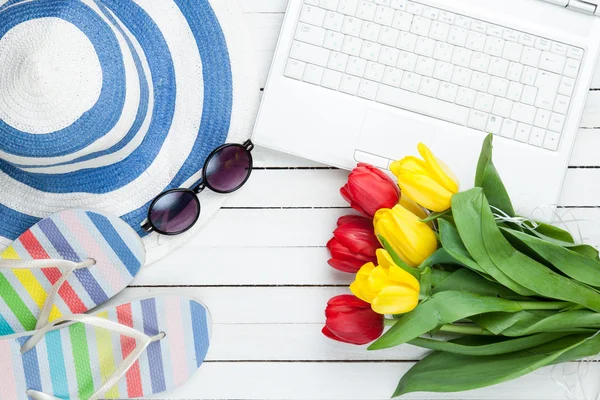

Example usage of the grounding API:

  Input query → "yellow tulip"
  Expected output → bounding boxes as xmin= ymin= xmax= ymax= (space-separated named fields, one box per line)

xmin=374 ymin=205 xmax=437 ymax=267
xmin=390 ymin=143 xmax=459 ymax=212
xmin=350 ymin=249 xmax=420 ymax=315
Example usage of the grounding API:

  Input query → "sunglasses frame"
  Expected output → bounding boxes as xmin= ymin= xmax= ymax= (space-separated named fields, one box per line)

xmin=143 ymin=140 xmax=254 ymax=236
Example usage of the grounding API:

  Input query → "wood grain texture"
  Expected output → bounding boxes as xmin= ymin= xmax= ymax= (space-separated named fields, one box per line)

xmin=128 ymin=2 xmax=600 ymax=399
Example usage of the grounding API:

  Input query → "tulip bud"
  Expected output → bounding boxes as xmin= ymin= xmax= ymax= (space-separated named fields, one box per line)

xmin=322 ymin=295 xmax=384 ymax=345
xmin=341 ymin=163 xmax=400 ymax=218
xmin=390 ymin=143 xmax=459 ymax=212
xmin=374 ymin=205 xmax=437 ymax=267
xmin=350 ymin=249 xmax=420 ymax=315
xmin=327 ymin=215 xmax=380 ymax=273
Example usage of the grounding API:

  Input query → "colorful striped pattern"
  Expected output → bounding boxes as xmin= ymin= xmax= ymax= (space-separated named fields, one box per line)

xmin=0 ymin=209 xmax=145 ymax=336
xmin=0 ymin=296 xmax=210 ymax=400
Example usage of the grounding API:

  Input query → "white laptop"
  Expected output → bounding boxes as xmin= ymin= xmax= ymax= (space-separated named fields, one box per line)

xmin=252 ymin=0 xmax=600 ymax=219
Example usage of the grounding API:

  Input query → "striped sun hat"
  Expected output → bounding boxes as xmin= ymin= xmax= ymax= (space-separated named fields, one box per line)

xmin=0 ymin=0 xmax=260 ymax=264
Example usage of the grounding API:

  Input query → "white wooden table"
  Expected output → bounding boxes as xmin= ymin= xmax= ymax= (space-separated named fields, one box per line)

xmin=124 ymin=1 xmax=600 ymax=399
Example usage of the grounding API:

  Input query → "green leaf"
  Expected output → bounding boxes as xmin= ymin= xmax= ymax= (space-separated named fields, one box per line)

xmin=420 ymin=209 xmax=451 ymax=223
xmin=453 ymin=189 xmax=600 ymax=312
xmin=531 ymin=222 xmax=575 ymax=244
xmin=419 ymin=247 xmax=465 ymax=269
xmin=523 ymin=223 xmax=599 ymax=260
xmin=378 ymin=236 xmax=420 ymax=279
xmin=394 ymin=335 xmax=589 ymax=397
xmin=431 ymin=268 xmax=529 ymax=300
xmin=419 ymin=267 xmax=432 ymax=299
xmin=409 ymin=332 xmax=571 ymax=356
xmin=502 ymin=227 xmax=600 ymax=287
xmin=474 ymin=134 xmax=515 ymax=217
xmin=440 ymin=205 xmax=535 ymax=296
xmin=500 ymin=310 xmax=600 ymax=336
xmin=471 ymin=311 xmax=552 ymax=335
xmin=369 ymin=291 xmax=529 ymax=350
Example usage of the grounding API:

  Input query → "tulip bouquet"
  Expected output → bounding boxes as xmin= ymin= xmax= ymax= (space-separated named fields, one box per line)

xmin=323 ymin=134 xmax=600 ymax=397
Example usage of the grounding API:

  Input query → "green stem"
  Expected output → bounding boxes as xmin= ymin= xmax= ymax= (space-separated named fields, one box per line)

xmin=518 ymin=301 xmax=571 ymax=310
xmin=384 ymin=319 xmax=494 ymax=336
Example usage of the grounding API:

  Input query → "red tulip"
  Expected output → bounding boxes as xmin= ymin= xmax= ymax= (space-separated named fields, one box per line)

xmin=322 ymin=295 xmax=384 ymax=345
xmin=340 ymin=163 xmax=400 ymax=217
xmin=327 ymin=215 xmax=380 ymax=273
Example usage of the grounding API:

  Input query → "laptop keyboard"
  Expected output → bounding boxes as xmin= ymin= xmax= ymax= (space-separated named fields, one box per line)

xmin=284 ymin=0 xmax=584 ymax=152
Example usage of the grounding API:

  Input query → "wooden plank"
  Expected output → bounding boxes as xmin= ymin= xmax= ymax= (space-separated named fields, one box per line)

xmin=157 ymin=362 xmax=600 ymax=400
xmin=132 ymin=247 xmax=351 ymax=286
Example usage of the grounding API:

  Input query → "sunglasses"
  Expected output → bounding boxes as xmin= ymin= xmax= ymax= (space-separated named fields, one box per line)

xmin=142 ymin=140 xmax=254 ymax=235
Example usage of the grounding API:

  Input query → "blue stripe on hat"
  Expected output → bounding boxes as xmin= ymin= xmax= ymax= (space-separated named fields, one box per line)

xmin=0 ymin=0 xmax=126 ymax=158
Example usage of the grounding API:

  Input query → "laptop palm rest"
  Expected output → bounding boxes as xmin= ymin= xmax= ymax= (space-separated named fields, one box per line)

xmin=355 ymin=110 xmax=436 ymax=165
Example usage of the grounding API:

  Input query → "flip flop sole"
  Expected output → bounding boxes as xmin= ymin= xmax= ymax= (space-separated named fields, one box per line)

xmin=0 ymin=209 xmax=146 ymax=336
xmin=0 ymin=295 xmax=210 ymax=399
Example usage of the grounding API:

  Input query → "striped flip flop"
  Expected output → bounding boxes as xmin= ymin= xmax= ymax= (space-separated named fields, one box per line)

xmin=0 ymin=295 xmax=211 ymax=400
xmin=0 ymin=209 xmax=145 ymax=335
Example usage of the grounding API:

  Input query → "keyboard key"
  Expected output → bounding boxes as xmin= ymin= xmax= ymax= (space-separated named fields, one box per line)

xmin=500 ymin=119 xmax=518 ymax=138
xmin=406 ymin=1 xmax=423 ymax=14
xmin=415 ymin=56 xmax=436 ymax=76
xmin=535 ymin=38 xmax=551 ymax=51
xmin=376 ymin=84 xmax=470 ymax=124
xmin=487 ymin=24 xmax=504 ymax=38
xmin=567 ymin=46 xmax=584 ymax=61
xmin=488 ymin=77 xmax=509 ymax=97
xmin=392 ymin=11 xmax=413 ymax=30
xmin=474 ymin=92 xmax=494 ymax=112
xmin=471 ymin=20 xmax=487 ymax=34
xmin=300 ymin=5 xmax=327 ymax=26
xmin=506 ymin=81 xmax=524 ymax=101
xmin=456 ymin=87 xmax=476 ymax=107
xmin=521 ymin=85 xmax=537 ymax=105
xmin=397 ymin=51 xmax=417 ymax=70
xmin=514 ymin=123 xmax=532 ymax=142
xmin=379 ymin=46 xmax=400 ymax=66
xmin=451 ymin=66 xmax=472 ymax=86
xmin=401 ymin=71 xmax=422 ymax=92
xmin=346 ymin=56 xmax=367 ymax=76
xmin=324 ymin=11 xmax=345 ymax=31
xmin=521 ymin=47 xmax=542 ymax=67
xmin=411 ymin=16 xmax=432 ymax=36
xmin=321 ymin=0 xmax=340 ymax=11
xmin=296 ymin=23 xmax=327 ymax=46
xmin=361 ymin=41 xmax=382 ymax=60
xmin=539 ymin=52 xmax=566 ymax=74
xmin=534 ymin=109 xmax=551 ymax=129
xmin=291 ymin=40 xmax=331 ymax=67
xmin=338 ymin=0 xmax=359 ymax=15
xmin=360 ymin=22 xmax=382 ymax=41
xmin=448 ymin=26 xmax=468 ymax=47
xmin=437 ymin=82 xmax=458 ymax=102
xmin=322 ymin=69 xmax=344 ymax=89
xmin=358 ymin=78 xmax=380 ymax=99
xmin=396 ymin=32 xmax=417 ymax=51
xmin=390 ymin=0 xmax=408 ymax=10
xmin=502 ymin=42 xmax=523 ymax=62
xmin=419 ymin=77 xmax=440 ymax=97
xmin=553 ymin=95 xmax=569 ymax=115
xmin=340 ymin=74 xmax=361 ymax=94
xmin=422 ymin=6 xmax=440 ymax=19
xmin=484 ymin=37 xmax=504 ymax=57
xmin=529 ymin=127 xmax=546 ymax=147
xmin=487 ymin=115 xmax=503 ymax=135
xmin=466 ymin=31 xmax=486 ymax=52
xmin=415 ymin=37 xmax=436 ymax=57
xmin=503 ymin=29 xmax=520 ymax=43
xmin=519 ymin=34 xmax=536 ymax=47
xmin=429 ymin=21 xmax=450 ymax=41
xmin=534 ymin=70 xmax=561 ymax=110
xmin=558 ymin=76 xmax=575 ymax=97
xmin=511 ymin=102 xmax=536 ymax=124
xmin=492 ymin=98 xmax=513 ymax=118
xmin=543 ymin=130 xmax=561 ymax=151
xmin=564 ymin=58 xmax=581 ymax=79
xmin=324 ymin=31 xmax=344 ymax=51
xmin=382 ymin=66 xmax=403 ymax=87
xmin=375 ymin=5 xmax=395 ymax=25
xmin=284 ymin=59 xmax=307 ymax=80
xmin=548 ymin=113 xmax=565 ymax=133
xmin=303 ymin=64 xmax=325 ymax=84
xmin=379 ymin=27 xmax=400 ymax=46
xmin=342 ymin=36 xmax=363 ymax=56
xmin=452 ymin=48 xmax=473 ymax=67
xmin=328 ymin=51 xmax=349 ymax=71
xmin=364 ymin=61 xmax=385 ymax=81
xmin=521 ymin=66 xmax=538 ymax=86
xmin=433 ymin=61 xmax=454 ymax=81
xmin=356 ymin=1 xmax=377 ymax=20
xmin=551 ymin=42 xmax=568 ymax=57
xmin=438 ymin=10 xmax=455 ymax=24
xmin=468 ymin=110 xmax=489 ymax=130
xmin=342 ymin=16 xmax=363 ymax=36
xmin=470 ymin=72 xmax=491 ymax=92
xmin=454 ymin=15 xmax=472 ymax=29
xmin=506 ymin=62 xmax=523 ymax=81
xmin=488 ymin=57 xmax=509 ymax=77
xmin=470 ymin=52 xmax=491 ymax=72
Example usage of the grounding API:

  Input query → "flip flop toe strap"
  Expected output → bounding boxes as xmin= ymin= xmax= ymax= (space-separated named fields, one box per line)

xmin=0 ymin=259 xmax=95 ymax=330
xmin=21 ymin=314 xmax=165 ymax=400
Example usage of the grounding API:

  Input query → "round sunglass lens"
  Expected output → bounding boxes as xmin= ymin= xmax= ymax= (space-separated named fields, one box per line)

xmin=205 ymin=145 xmax=252 ymax=192
xmin=149 ymin=191 xmax=200 ymax=234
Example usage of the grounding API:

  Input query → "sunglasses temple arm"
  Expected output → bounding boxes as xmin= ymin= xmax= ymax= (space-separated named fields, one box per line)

xmin=141 ymin=221 xmax=154 ymax=233
xmin=243 ymin=140 xmax=255 ymax=152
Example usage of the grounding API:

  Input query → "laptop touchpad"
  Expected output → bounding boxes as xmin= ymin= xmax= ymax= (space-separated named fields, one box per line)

xmin=356 ymin=110 xmax=435 ymax=162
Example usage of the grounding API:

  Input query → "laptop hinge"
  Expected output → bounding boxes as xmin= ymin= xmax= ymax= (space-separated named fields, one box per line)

xmin=568 ymin=0 xmax=598 ymax=14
